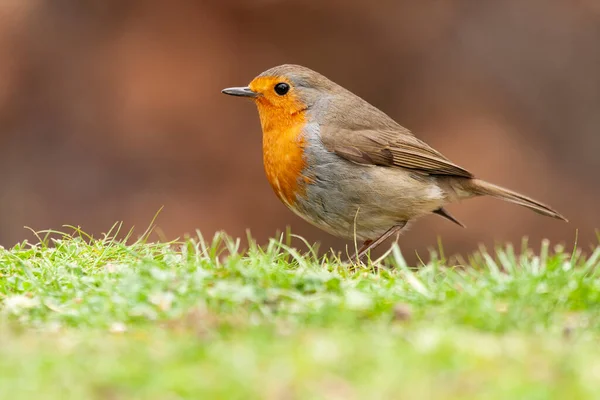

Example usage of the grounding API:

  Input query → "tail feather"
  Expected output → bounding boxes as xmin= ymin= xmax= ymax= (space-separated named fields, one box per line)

xmin=465 ymin=179 xmax=568 ymax=222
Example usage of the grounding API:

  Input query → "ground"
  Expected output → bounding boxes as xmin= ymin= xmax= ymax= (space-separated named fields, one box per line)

xmin=0 ymin=225 xmax=599 ymax=399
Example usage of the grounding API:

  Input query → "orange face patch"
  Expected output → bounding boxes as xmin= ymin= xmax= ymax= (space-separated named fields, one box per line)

xmin=249 ymin=76 xmax=310 ymax=206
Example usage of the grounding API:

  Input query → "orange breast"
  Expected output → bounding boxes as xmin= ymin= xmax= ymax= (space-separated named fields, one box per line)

xmin=255 ymin=100 xmax=308 ymax=206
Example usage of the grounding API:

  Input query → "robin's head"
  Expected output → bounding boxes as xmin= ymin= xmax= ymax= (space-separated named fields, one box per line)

xmin=222 ymin=64 xmax=339 ymax=121
xmin=222 ymin=65 xmax=340 ymax=204
xmin=223 ymin=64 xmax=400 ymax=134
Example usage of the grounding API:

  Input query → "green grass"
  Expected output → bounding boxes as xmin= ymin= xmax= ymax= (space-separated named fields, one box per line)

xmin=1 ymin=225 xmax=599 ymax=399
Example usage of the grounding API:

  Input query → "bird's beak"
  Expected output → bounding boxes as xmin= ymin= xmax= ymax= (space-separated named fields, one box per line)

xmin=221 ymin=86 xmax=258 ymax=98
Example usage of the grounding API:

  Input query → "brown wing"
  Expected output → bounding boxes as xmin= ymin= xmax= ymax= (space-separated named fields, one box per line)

xmin=320 ymin=126 xmax=473 ymax=178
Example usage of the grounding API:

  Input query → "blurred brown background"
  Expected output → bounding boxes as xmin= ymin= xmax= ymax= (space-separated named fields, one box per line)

xmin=0 ymin=0 xmax=598 ymax=259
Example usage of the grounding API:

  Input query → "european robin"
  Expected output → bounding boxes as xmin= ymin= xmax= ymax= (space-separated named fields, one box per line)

xmin=222 ymin=65 xmax=567 ymax=260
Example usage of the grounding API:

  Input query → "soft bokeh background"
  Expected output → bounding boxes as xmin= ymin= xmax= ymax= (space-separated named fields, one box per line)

xmin=1 ymin=0 xmax=598 ymax=259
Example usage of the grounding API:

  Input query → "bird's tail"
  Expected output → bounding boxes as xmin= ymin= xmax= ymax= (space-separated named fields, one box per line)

xmin=464 ymin=179 xmax=568 ymax=222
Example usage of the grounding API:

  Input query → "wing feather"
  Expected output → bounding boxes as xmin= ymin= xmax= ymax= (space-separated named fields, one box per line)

xmin=321 ymin=126 xmax=473 ymax=178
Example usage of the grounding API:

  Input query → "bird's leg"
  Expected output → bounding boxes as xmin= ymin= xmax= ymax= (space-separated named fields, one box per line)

xmin=349 ymin=222 xmax=407 ymax=262
xmin=352 ymin=239 xmax=373 ymax=260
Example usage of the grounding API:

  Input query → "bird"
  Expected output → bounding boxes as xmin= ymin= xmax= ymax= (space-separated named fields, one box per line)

xmin=222 ymin=64 xmax=567 ymax=260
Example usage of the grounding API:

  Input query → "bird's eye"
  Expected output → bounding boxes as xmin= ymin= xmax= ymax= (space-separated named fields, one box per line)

xmin=274 ymin=82 xmax=290 ymax=96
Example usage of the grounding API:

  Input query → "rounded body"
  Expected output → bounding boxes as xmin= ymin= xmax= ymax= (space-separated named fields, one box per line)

xmin=279 ymin=121 xmax=447 ymax=241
